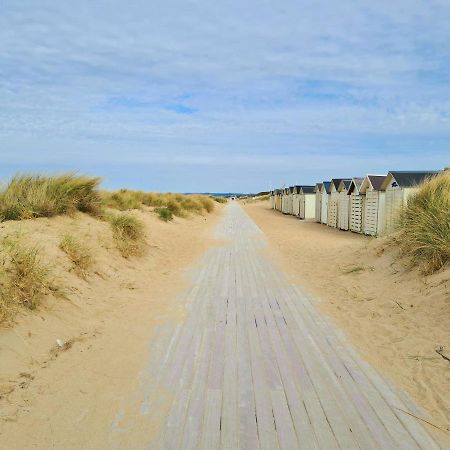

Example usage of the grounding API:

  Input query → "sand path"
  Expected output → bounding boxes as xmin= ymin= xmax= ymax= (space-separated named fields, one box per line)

xmin=136 ymin=203 xmax=441 ymax=449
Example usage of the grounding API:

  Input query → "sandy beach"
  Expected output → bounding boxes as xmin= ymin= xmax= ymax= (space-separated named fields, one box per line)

xmin=0 ymin=206 xmax=222 ymax=448
xmin=243 ymin=201 xmax=450 ymax=441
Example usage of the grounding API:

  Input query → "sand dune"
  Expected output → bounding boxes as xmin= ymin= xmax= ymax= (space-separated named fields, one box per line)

xmin=0 ymin=206 xmax=222 ymax=448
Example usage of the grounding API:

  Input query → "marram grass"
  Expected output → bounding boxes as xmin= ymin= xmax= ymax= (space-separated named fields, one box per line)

xmin=395 ymin=171 xmax=450 ymax=274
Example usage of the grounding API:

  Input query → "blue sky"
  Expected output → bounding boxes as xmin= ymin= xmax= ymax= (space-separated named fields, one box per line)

xmin=1 ymin=0 xmax=449 ymax=192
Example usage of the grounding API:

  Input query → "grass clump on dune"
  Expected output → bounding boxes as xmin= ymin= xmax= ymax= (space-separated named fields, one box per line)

xmin=156 ymin=207 xmax=173 ymax=222
xmin=0 ymin=173 xmax=102 ymax=221
xmin=101 ymin=189 xmax=144 ymax=211
xmin=212 ymin=196 xmax=228 ymax=204
xmin=395 ymin=171 xmax=450 ymax=274
xmin=0 ymin=238 xmax=56 ymax=323
xmin=102 ymin=189 xmax=215 ymax=219
xmin=107 ymin=213 xmax=145 ymax=257
xmin=59 ymin=234 xmax=93 ymax=278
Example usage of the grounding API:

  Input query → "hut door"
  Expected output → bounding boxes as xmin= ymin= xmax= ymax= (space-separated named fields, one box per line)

xmin=350 ymin=194 xmax=363 ymax=233
xmin=364 ymin=191 xmax=379 ymax=236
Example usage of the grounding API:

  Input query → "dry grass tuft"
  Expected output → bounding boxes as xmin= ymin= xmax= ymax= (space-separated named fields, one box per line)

xmin=102 ymin=189 xmax=215 ymax=218
xmin=107 ymin=213 xmax=146 ymax=257
xmin=59 ymin=234 xmax=93 ymax=278
xmin=212 ymin=196 xmax=228 ymax=204
xmin=156 ymin=207 xmax=173 ymax=222
xmin=394 ymin=171 xmax=450 ymax=274
xmin=0 ymin=238 xmax=57 ymax=323
xmin=101 ymin=189 xmax=143 ymax=211
xmin=0 ymin=173 xmax=102 ymax=221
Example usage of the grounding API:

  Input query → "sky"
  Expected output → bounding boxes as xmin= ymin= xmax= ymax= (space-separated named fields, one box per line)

xmin=1 ymin=0 xmax=450 ymax=192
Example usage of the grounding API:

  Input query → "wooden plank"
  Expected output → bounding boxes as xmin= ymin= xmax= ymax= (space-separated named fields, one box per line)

xmin=291 ymin=285 xmax=440 ymax=449
xmin=200 ymin=389 xmax=222 ymax=450
xmin=271 ymin=390 xmax=300 ymax=450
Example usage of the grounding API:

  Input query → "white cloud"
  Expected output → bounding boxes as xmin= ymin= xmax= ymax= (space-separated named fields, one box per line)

xmin=0 ymin=0 xmax=449 ymax=190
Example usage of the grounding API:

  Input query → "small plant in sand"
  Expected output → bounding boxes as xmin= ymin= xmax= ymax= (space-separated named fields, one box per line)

xmin=0 ymin=238 xmax=57 ymax=322
xmin=212 ymin=196 xmax=228 ymax=204
xmin=156 ymin=207 xmax=173 ymax=222
xmin=108 ymin=213 xmax=145 ymax=257
xmin=394 ymin=170 xmax=450 ymax=274
xmin=59 ymin=234 xmax=93 ymax=278
xmin=0 ymin=173 xmax=102 ymax=221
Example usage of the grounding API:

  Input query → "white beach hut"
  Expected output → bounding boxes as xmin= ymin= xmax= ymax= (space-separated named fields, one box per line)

xmin=275 ymin=189 xmax=282 ymax=211
xmin=314 ymin=183 xmax=322 ymax=223
xmin=327 ymin=179 xmax=345 ymax=228
xmin=281 ymin=188 xmax=288 ymax=213
xmin=337 ymin=179 xmax=352 ymax=230
xmin=292 ymin=186 xmax=301 ymax=216
xmin=381 ymin=171 xmax=440 ymax=233
xmin=360 ymin=175 xmax=387 ymax=236
xmin=299 ymin=186 xmax=316 ymax=219
xmin=320 ymin=181 xmax=331 ymax=225
xmin=288 ymin=186 xmax=295 ymax=215
xmin=347 ymin=177 xmax=365 ymax=233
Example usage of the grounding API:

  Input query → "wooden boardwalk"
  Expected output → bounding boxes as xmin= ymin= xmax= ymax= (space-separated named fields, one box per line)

xmin=148 ymin=204 xmax=442 ymax=449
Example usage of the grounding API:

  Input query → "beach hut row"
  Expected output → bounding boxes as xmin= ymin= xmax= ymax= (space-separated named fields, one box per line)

xmin=270 ymin=170 xmax=440 ymax=236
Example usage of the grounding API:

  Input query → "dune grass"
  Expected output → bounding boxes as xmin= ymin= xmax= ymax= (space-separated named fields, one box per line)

xmin=212 ymin=196 xmax=228 ymax=204
xmin=395 ymin=171 xmax=450 ymax=274
xmin=156 ymin=207 xmax=173 ymax=222
xmin=107 ymin=213 xmax=145 ymax=257
xmin=59 ymin=234 xmax=93 ymax=278
xmin=101 ymin=189 xmax=143 ymax=211
xmin=0 ymin=238 xmax=56 ymax=322
xmin=0 ymin=174 xmax=102 ymax=221
xmin=102 ymin=189 xmax=215 ymax=219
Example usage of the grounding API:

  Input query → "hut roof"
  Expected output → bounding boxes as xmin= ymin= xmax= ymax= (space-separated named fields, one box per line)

xmin=300 ymin=186 xmax=316 ymax=194
xmin=347 ymin=177 xmax=364 ymax=195
xmin=360 ymin=175 xmax=387 ymax=193
xmin=368 ymin=175 xmax=386 ymax=190
xmin=321 ymin=181 xmax=332 ymax=193
xmin=337 ymin=179 xmax=352 ymax=192
xmin=314 ymin=182 xmax=323 ymax=193
xmin=330 ymin=178 xmax=347 ymax=191
xmin=289 ymin=186 xmax=295 ymax=193
xmin=381 ymin=171 xmax=440 ymax=189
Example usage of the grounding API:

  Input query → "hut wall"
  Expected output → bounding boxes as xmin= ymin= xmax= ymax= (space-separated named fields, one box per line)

xmin=315 ymin=191 xmax=322 ymax=222
xmin=304 ymin=195 xmax=316 ymax=219
xmin=363 ymin=191 xmax=386 ymax=236
xmin=320 ymin=191 xmax=329 ymax=224
xmin=327 ymin=192 xmax=339 ymax=228
xmin=292 ymin=192 xmax=301 ymax=216
xmin=338 ymin=191 xmax=350 ymax=230
xmin=349 ymin=193 xmax=364 ymax=233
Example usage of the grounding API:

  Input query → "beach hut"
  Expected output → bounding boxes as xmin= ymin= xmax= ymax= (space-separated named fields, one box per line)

xmin=299 ymin=186 xmax=316 ymax=219
xmin=381 ymin=171 xmax=440 ymax=233
xmin=292 ymin=186 xmax=301 ymax=216
xmin=275 ymin=189 xmax=282 ymax=211
xmin=320 ymin=181 xmax=331 ymax=225
xmin=280 ymin=188 xmax=286 ymax=213
xmin=327 ymin=179 xmax=345 ymax=228
xmin=337 ymin=179 xmax=352 ymax=230
xmin=282 ymin=187 xmax=291 ymax=214
xmin=314 ymin=183 xmax=322 ymax=223
xmin=360 ymin=175 xmax=387 ymax=236
xmin=347 ymin=177 xmax=365 ymax=233
xmin=269 ymin=191 xmax=274 ymax=209
xmin=289 ymin=186 xmax=296 ymax=215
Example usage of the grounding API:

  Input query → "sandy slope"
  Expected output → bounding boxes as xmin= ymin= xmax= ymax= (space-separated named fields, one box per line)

xmin=0 ymin=206 xmax=222 ymax=449
xmin=244 ymin=201 xmax=450 ymax=441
